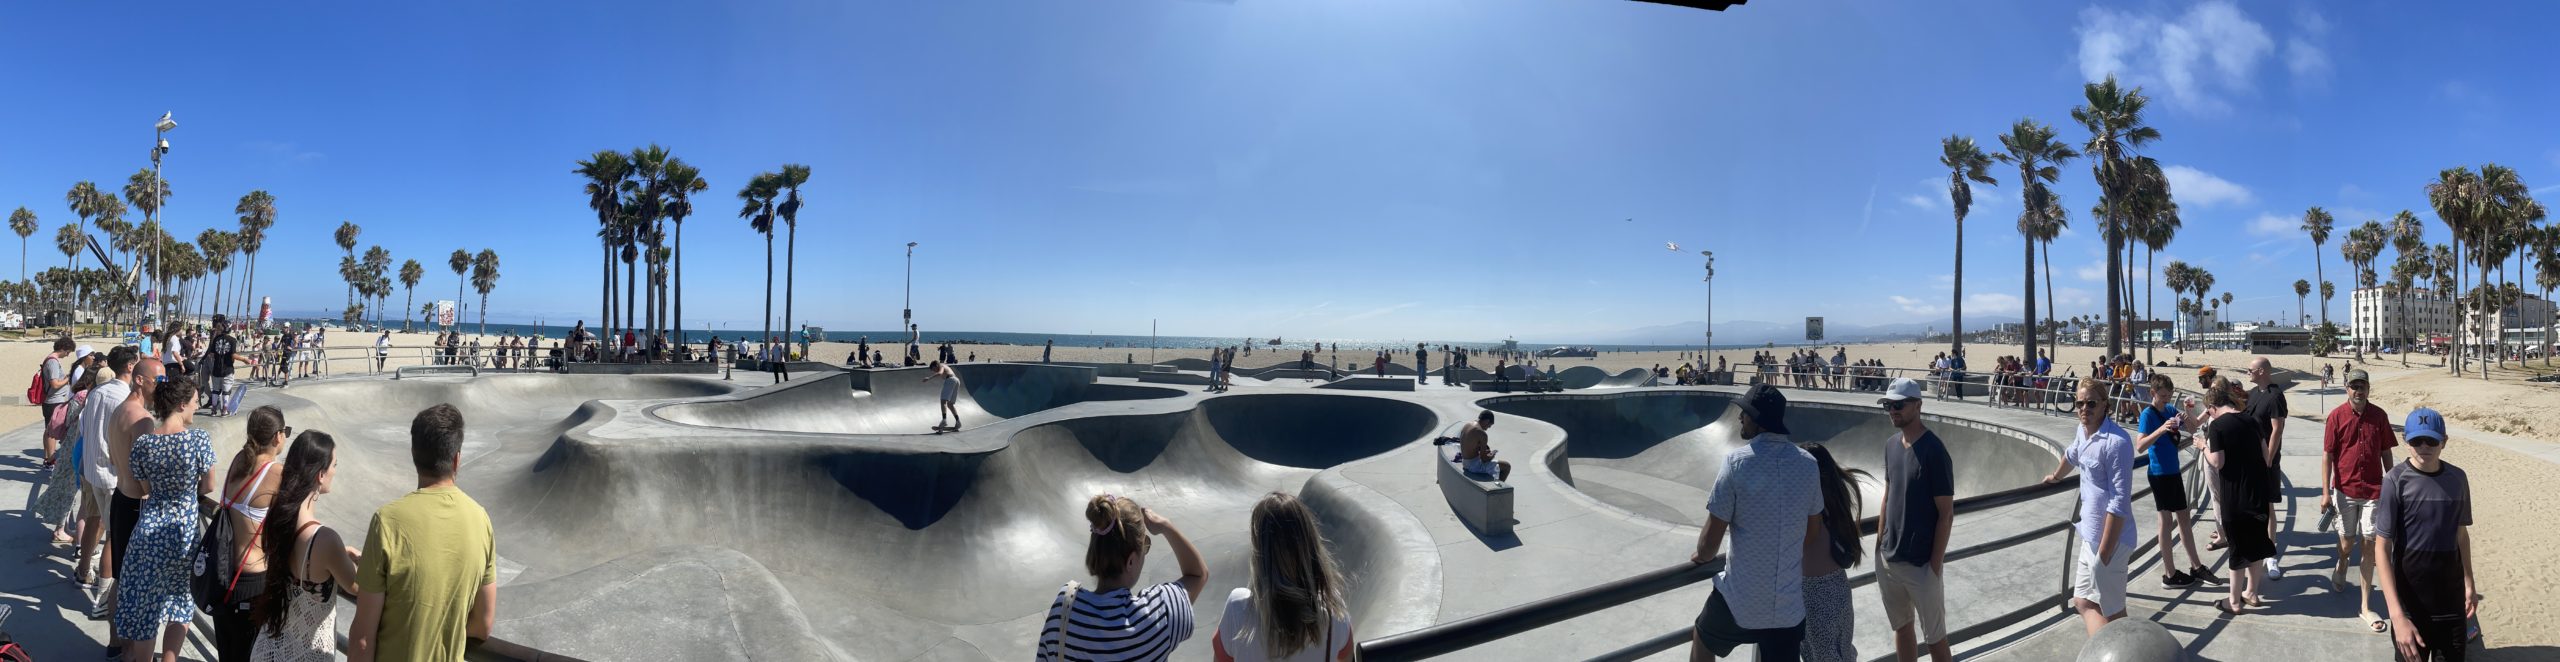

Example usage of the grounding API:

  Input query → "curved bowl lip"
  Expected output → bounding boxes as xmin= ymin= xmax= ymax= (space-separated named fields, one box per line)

xmin=1477 ymin=389 xmax=2065 ymax=530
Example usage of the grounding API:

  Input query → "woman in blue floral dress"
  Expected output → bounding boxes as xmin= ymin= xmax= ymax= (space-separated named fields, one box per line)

xmin=114 ymin=379 xmax=214 ymax=662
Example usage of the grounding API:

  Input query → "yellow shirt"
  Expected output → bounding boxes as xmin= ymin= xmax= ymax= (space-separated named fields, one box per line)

xmin=357 ymin=486 xmax=495 ymax=662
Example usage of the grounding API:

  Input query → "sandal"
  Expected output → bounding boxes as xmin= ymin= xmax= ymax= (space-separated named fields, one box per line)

xmin=2213 ymin=598 xmax=2243 ymax=616
xmin=2362 ymin=611 xmax=2387 ymax=634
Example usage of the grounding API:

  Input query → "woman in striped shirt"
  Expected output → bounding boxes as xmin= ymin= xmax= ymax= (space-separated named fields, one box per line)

xmin=1037 ymin=494 xmax=1209 ymax=662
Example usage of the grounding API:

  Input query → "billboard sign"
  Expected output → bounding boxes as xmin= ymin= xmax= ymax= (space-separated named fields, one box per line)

xmin=436 ymin=300 xmax=458 ymax=327
xmin=1806 ymin=317 xmax=1825 ymax=342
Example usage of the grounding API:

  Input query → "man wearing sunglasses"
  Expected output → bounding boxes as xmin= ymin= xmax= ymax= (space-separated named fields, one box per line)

xmin=2243 ymin=357 xmax=2290 ymax=578
xmin=1875 ymin=378 xmax=1954 ymax=662
xmin=2045 ymin=379 xmax=2137 ymax=636
xmin=2373 ymin=409 xmax=2476 ymax=661
xmin=2321 ymin=369 xmax=2397 ymax=632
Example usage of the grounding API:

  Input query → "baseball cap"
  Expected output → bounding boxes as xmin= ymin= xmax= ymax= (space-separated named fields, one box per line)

xmin=1739 ymin=382 xmax=1790 ymax=435
xmin=2404 ymin=408 xmax=2446 ymax=444
xmin=2345 ymin=369 xmax=2370 ymax=386
xmin=1878 ymin=378 xmax=1924 ymax=405
xmin=73 ymin=346 xmax=93 ymax=361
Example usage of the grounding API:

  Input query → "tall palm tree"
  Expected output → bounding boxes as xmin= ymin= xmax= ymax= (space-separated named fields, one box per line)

xmin=2074 ymin=75 xmax=2161 ymax=360
xmin=1993 ymin=118 xmax=2077 ymax=363
xmin=400 ymin=259 xmax=424 ymax=332
xmin=2301 ymin=207 xmax=2335 ymax=346
xmin=333 ymin=221 xmax=360 ymax=312
xmin=63 ymin=182 xmax=105 ymax=322
xmin=233 ymin=190 xmax=276 ymax=322
xmin=2388 ymin=211 xmax=2424 ymax=358
xmin=53 ymin=224 xmax=82 ymax=321
xmin=2426 ymin=168 xmax=2478 ymax=374
xmin=2163 ymin=261 xmax=2192 ymax=350
xmin=2190 ymin=268 xmax=2216 ymax=331
xmin=2535 ymin=226 xmax=2559 ymax=367
xmin=9 ymin=208 xmax=35 ymax=285
xmin=472 ymin=249 xmax=500 ymax=338
xmin=122 ymin=169 xmax=172 ymax=323
xmin=2134 ymin=173 xmax=2179 ymax=362
xmin=775 ymin=164 xmax=812 ymax=357
xmin=362 ymin=246 xmax=391 ymax=329
xmin=2030 ymin=198 xmax=2071 ymax=348
xmin=575 ymin=150 xmax=632 ymax=350
xmin=739 ymin=172 xmax=780 ymax=362
xmin=626 ymin=145 xmax=669 ymax=338
xmin=2388 ymin=251 xmax=2423 ymax=366
xmin=1937 ymin=137 xmax=1996 ymax=357
xmin=448 ymin=249 xmax=470 ymax=329
xmin=662 ymin=160 xmax=706 ymax=342
xmin=198 ymin=229 xmax=233 ymax=319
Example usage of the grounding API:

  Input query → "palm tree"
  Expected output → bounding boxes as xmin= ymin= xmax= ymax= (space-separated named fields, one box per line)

xmin=2164 ymin=261 xmax=2192 ymax=350
xmin=198 ymin=229 xmax=234 ymax=320
xmin=2191 ymin=268 xmax=2216 ymax=331
xmin=400 ymin=259 xmax=424 ymax=332
xmin=62 ymin=181 xmax=105 ymax=323
xmin=739 ymin=172 xmax=780 ymax=363
xmin=662 ymin=159 xmax=706 ymax=344
xmin=122 ymin=169 xmax=172 ymax=322
xmin=2301 ymin=207 xmax=2335 ymax=345
xmin=9 ymin=207 xmax=35 ymax=285
xmin=52 ymin=224 xmax=82 ymax=321
xmin=2074 ymin=75 xmax=2161 ymax=360
xmin=234 ymin=190 xmax=276 ymax=322
xmin=362 ymin=246 xmax=391 ymax=329
xmin=774 ymin=164 xmax=812 ymax=357
xmin=2134 ymin=172 xmax=2179 ymax=362
xmin=2426 ymin=168 xmax=2478 ymax=373
xmin=472 ymin=249 xmax=500 ymax=338
xmin=1937 ymin=137 xmax=1996 ymax=358
xmin=2535 ymin=226 xmax=2559 ymax=367
xmin=448 ymin=249 xmax=469 ymax=329
xmin=2388 ymin=251 xmax=2423 ymax=366
xmin=332 ymin=221 xmax=360 ymax=313
xmin=575 ymin=150 xmax=632 ymax=351
xmin=2293 ymin=279 xmax=2311 ymax=326
xmin=1993 ymin=118 xmax=2077 ymax=363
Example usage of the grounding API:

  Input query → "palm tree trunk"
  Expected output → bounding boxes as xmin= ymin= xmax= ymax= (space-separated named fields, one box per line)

xmin=2105 ymin=203 xmax=2123 ymax=359
xmin=2144 ymin=249 xmax=2155 ymax=363
xmin=783 ymin=224 xmax=793 ymax=362
xmin=405 ymin=287 xmax=414 ymax=333
xmin=674 ymin=223 xmax=684 ymax=348
xmin=1952 ymin=215 xmax=1964 ymax=356
xmin=2023 ymin=230 xmax=2037 ymax=363
xmin=2043 ymin=240 xmax=2057 ymax=354
xmin=623 ymin=255 xmax=635 ymax=352
xmin=762 ymin=233 xmax=774 ymax=373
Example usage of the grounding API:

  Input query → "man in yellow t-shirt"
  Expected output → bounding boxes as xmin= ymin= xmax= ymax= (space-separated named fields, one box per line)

xmin=351 ymin=404 xmax=497 ymax=662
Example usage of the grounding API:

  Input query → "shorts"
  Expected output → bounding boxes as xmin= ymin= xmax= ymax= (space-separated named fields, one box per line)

xmin=110 ymin=491 xmax=141 ymax=569
xmin=1877 ymin=559 xmax=1947 ymax=644
xmin=1461 ymin=457 xmax=1502 ymax=479
xmin=2071 ymin=543 xmax=2130 ymax=616
xmin=1692 ymin=588 xmax=1803 ymax=660
xmin=2336 ymin=495 xmax=2377 ymax=541
xmin=2266 ymin=464 xmax=2285 ymax=504
xmin=2148 ymin=473 xmax=2189 ymax=512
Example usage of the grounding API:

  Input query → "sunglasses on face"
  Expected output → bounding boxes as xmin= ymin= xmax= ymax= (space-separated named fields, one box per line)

xmin=2409 ymin=436 xmax=2443 ymax=448
xmin=2075 ymin=400 xmax=2105 ymax=411
xmin=282 ymin=426 xmax=294 ymax=439
xmin=1882 ymin=400 xmax=1912 ymax=412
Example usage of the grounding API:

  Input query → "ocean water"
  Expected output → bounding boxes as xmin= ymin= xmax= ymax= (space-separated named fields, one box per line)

xmin=281 ymin=318 xmax=1765 ymax=354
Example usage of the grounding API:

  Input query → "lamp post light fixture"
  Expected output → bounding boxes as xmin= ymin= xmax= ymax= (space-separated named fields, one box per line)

xmin=903 ymin=241 xmax=918 ymax=340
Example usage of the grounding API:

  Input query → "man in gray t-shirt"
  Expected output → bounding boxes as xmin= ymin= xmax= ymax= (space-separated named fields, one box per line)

xmin=1876 ymin=378 xmax=1955 ymax=661
xmin=2375 ymin=408 xmax=2475 ymax=661
xmin=41 ymin=337 xmax=73 ymax=408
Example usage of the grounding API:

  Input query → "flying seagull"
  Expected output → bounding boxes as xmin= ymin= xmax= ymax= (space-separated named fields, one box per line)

xmin=1665 ymin=242 xmax=1680 ymax=252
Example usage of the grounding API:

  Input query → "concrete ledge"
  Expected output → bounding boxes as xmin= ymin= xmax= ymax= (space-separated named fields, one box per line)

xmin=560 ymin=361 xmax=720 ymax=375
xmin=1467 ymin=379 xmax=1558 ymax=393
xmin=1136 ymin=370 xmax=1214 ymax=385
xmin=1319 ymin=375 xmax=1417 ymax=391
xmin=1434 ymin=443 xmax=1514 ymax=535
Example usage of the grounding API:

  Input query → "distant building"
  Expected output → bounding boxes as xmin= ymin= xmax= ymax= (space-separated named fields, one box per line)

xmin=2352 ymin=286 xmax=2553 ymax=351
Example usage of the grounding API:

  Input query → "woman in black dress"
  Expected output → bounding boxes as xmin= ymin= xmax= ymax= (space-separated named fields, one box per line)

xmin=2201 ymin=376 xmax=2273 ymax=613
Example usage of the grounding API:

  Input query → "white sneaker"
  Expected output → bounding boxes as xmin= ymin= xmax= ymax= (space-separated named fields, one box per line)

xmin=2266 ymin=555 xmax=2285 ymax=579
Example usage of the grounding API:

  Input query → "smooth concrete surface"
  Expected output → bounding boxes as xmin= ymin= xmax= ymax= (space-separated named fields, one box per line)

xmin=1318 ymin=375 xmax=1418 ymax=391
xmin=0 ymin=364 xmax=2403 ymax=661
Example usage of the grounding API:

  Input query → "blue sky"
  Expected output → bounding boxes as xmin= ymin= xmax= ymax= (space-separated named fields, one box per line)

xmin=2 ymin=0 xmax=2554 ymax=343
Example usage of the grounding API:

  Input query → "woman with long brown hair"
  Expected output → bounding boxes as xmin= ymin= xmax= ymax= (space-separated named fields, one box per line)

xmin=250 ymin=430 xmax=358 ymax=661
xmin=2202 ymin=375 xmax=2274 ymax=614
xmin=1035 ymin=493 xmax=1208 ymax=662
xmin=1797 ymin=443 xmax=1871 ymax=662
xmin=210 ymin=406 xmax=290 ymax=661
xmin=1213 ymin=493 xmax=1352 ymax=662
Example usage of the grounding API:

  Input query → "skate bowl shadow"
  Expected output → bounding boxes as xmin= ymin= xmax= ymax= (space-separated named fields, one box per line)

xmin=1480 ymin=391 xmax=2058 ymax=527
xmin=650 ymin=362 xmax=1183 ymax=435
xmin=262 ymin=374 xmax=1446 ymax=662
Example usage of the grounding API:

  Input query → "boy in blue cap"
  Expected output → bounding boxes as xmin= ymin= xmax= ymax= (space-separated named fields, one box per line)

xmin=2373 ymin=408 xmax=2478 ymax=661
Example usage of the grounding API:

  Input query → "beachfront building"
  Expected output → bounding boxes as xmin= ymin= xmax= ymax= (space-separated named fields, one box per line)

xmin=2350 ymin=286 xmax=2458 ymax=351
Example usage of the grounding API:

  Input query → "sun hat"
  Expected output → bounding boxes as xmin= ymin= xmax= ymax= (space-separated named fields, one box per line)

xmin=2345 ymin=369 xmax=2370 ymax=386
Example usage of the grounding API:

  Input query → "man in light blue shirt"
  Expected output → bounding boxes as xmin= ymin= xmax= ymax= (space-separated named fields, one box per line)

xmin=2045 ymin=379 xmax=2139 ymax=636
xmin=1689 ymin=383 xmax=1822 ymax=661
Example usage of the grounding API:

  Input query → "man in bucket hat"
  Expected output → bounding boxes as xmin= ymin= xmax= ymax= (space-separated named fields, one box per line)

xmin=1687 ymin=383 xmax=1822 ymax=661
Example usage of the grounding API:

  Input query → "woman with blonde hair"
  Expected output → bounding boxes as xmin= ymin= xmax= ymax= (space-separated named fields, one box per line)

xmin=1036 ymin=493 xmax=1208 ymax=662
xmin=1215 ymin=493 xmax=1352 ymax=662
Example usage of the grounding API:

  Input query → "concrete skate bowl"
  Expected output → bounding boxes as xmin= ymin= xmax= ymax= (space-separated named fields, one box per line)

xmin=1553 ymin=365 xmax=1657 ymax=389
xmin=651 ymin=362 xmax=1183 ymax=435
xmin=517 ymin=390 xmax=1444 ymax=661
xmin=1479 ymin=391 xmax=2057 ymax=527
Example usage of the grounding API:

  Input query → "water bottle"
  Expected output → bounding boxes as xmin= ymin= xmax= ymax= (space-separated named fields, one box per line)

xmin=2318 ymin=501 xmax=2336 ymax=532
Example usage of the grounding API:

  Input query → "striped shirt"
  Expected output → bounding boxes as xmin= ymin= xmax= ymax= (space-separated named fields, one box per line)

xmin=1036 ymin=581 xmax=1196 ymax=662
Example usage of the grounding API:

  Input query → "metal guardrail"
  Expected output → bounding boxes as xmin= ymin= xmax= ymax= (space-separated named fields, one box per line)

xmin=395 ymin=364 xmax=479 ymax=380
xmin=1359 ymin=360 xmax=2217 ymax=661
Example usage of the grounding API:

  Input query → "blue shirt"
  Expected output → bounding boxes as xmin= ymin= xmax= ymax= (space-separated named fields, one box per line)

xmin=2136 ymin=404 xmax=2181 ymax=476
xmin=1706 ymin=433 xmax=1822 ymax=630
xmin=2067 ymin=420 xmax=2140 ymax=556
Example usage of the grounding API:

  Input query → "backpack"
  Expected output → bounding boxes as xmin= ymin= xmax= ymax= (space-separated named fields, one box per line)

xmin=25 ymin=368 xmax=41 ymax=405
xmin=191 ymin=462 xmax=271 ymax=615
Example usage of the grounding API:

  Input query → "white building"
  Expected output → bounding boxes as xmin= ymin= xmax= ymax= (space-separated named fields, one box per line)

xmin=2351 ymin=286 xmax=2555 ymax=350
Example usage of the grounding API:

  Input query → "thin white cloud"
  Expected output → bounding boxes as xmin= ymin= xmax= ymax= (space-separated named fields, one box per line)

xmin=2076 ymin=263 xmax=2106 ymax=282
xmin=2075 ymin=0 xmax=2280 ymax=113
xmin=1858 ymin=182 xmax=1877 ymax=235
xmin=1967 ymin=293 xmax=2024 ymax=315
xmin=2160 ymin=165 xmax=2253 ymax=208
xmin=2246 ymin=212 xmax=2296 ymax=237
xmin=2054 ymin=287 xmax=2096 ymax=307
xmin=2284 ymin=8 xmax=2333 ymax=90
xmin=1902 ymin=194 xmax=1935 ymax=211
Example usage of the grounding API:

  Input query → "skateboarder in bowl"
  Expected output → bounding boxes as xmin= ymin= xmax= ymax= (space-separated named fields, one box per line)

xmin=924 ymin=361 xmax=962 ymax=432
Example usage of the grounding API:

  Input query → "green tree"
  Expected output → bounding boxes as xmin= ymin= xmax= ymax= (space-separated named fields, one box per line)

xmin=575 ymin=150 xmax=632 ymax=350
xmin=775 ymin=164 xmax=812 ymax=357
xmin=2302 ymin=207 xmax=2335 ymax=339
xmin=2293 ymin=279 xmax=2310 ymax=326
xmin=9 ymin=207 xmax=35 ymax=286
xmin=234 ymin=190 xmax=277 ymax=322
xmin=333 ymin=221 xmax=360 ymax=313
xmin=400 ymin=259 xmax=424 ymax=332
xmin=448 ymin=249 xmax=469 ymax=328
xmin=472 ymin=249 xmax=500 ymax=338
xmin=1993 ymin=118 xmax=2077 ymax=364
xmin=739 ymin=172 xmax=781 ymax=363
xmin=2073 ymin=75 xmax=2160 ymax=359
xmin=1937 ymin=137 xmax=1996 ymax=359
xmin=663 ymin=159 xmax=707 ymax=341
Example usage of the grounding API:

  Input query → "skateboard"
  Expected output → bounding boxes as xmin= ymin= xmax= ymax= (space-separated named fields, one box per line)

xmin=930 ymin=424 xmax=959 ymax=434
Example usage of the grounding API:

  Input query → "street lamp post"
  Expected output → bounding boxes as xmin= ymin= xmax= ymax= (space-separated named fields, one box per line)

xmin=150 ymin=112 xmax=175 ymax=327
xmin=903 ymin=241 xmax=917 ymax=345
xmin=1702 ymin=249 xmax=1715 ymax=380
